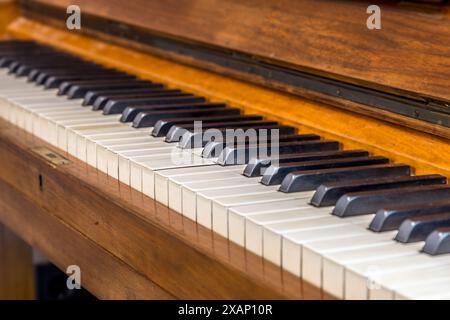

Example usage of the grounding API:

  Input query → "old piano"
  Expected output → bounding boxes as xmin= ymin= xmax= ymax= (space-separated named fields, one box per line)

xmin=0 ymin=0 xmax=449 ymax=300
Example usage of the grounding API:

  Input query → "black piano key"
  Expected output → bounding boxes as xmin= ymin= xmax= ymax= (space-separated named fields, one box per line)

xmin=7 ymin=51 xmax=73 ymax=61
xmin=423 ymin=227 xmax=450 ymax=255
xmin=177 ymin=124 xmax=294 ymax=147
xmin=96 ymin=90 xmax=183 ymax=108
xmin=67 ymin=81 xmax=165 ymax=99
xmin=395 ymin=213 xmax=450 ymax=243
xmin=279 ymin=164 xmax=411 ymax=193
xmin=332 ymin=185 xmax=450 ymax=217
xmin=121 ymin=103 xmax=229 ymax=123
xmin=42 ymin=72 xmax=135 ymax=88
xmin=9 ymin=58 xmax=87 ymax=75
xmin=30 ymin=64 xmax=103 ymax=78
xmin=103 ymin=94 xmax=205 ymax=115
xmin=0 ymin=50 xmax=59 ymax=60
xmin=29 ymin=66 xmax=106 ymax=82
xmin=369 ymin=200 xmax=450 ymax=232
xmin=0 ymin=52 xmax=59 ymax=67
xmin=7 ymin=54 xmax=76 ymax=68
xmin=165 ymin=120 xmax=279 ymax=143
xmin=32 ymin=67 xmax=105 ymax=83
xmin=312 ymin=174 xmax=447 ymax=207
xmin=0 ymin=44 xmax=44 ymax=51
xmin=119 ymin=100 xmax=219 ymax=121
xmin=261 ymin=156 xmax=389 ymax=185
xmin=216 ymin=140 xmax=340 ymax=165
xmin=132 ymin=108 xmax=242 ymax=128
xmin=11 ymin=61 xmax=79 ymax=76
xmin=151 ymin=115 xmax=264 ymax=137
xmin=243 ymin=149 xmax=368 ymax=177
xmin=202 ymin=134 xmax=322 ymax=158
xmin=58 ymin=80 xmax=156 ymax=97
xmin=0 ymin=40 xmax=37 ymax=48
xmin=0 ymin=41 xmax=49 ymax=48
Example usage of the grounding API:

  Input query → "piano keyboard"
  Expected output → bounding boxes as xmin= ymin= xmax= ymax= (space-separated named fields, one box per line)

xmin=1 ymin=40 xmax=450 ymax=300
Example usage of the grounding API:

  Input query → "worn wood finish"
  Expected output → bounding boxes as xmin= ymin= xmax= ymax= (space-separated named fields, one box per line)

xmin=29 ymin=0 xmax=450 ymax=103
xmin=7 ymin=18 xmax=450 ymax=179
xmin=0 ymin=223 xmax=35 ymax=300
xmin=0 ymin=118 xmax=328 ymax=299
xmin=0 ymin=0 xmax=19 ymax=38
xmin=0 ymin=180 xmax=174 ymax=300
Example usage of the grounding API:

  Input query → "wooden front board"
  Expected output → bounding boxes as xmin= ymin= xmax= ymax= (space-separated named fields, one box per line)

xmin=29 ymin=0 xmax=450 ymax=104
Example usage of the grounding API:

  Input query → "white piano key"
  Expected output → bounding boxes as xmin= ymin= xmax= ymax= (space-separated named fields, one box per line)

xmin=301 ymin=231 xmax=396 ymax=291
xmin=6 ymin=64 xmax=449 ymax=301
xmin=164 ymin=166 xmax=245 ymax=210
xmin=281 ymin=224 xmax=375 ymax=278
xmin=65 ymin=124 xmax=124 ymax=158
xmin=39 ymin=113 xmax=119 ymax=144
xmin=138 ymin=154 xmax=215 ymax=196
xmin=0 ymin=86 xmax=40 ymax=93
xmin=74 ymin=124 xmax=137 ymax=158
xmin=327 ymin=246 xmax=417 ymax=300
xmin=9 ymin=97 xmax=82 ymax=106
xmin=115 ymin=146 xmax=176 ymax=184
xmin=81 ymin=139 xmax=164 ymax=161
xmin=126 ymin=153 xmax=208 ymax=193
xmin=55 ymin=118 xmax=122 ymax=148
xmin=395 ymin=278 xmax=450 ymax=300
xmin=94 ymin=137 xmax=167 ymax=170
xmin=242 ymin=200 xmax=329 ymax=255
xmin=368 ymin=263 xmax=450 ymax=300
xmin=264 ymin=215 xmax=371 ymax=267
xmin=62 ymin=119 xmax=122 ymax=155
xmin=0 ymin=85 xmax=42 ymax=93
xmin=149 ymin=164 xmax=236 ymax=199
xmin=181 ymin=176 xmax=261 ymax=220
xmin=344 ymin=253 xmax=450 ymax=300
xmin=107 ymin=146 xmax=180 ymax=179
xmin=197 ymin=188 xmax=313 ymax=233
xmin=5 ymin=91 xmax=60 ymax=100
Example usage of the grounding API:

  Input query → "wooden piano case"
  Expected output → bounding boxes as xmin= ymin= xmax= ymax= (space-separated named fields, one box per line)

xmin=0 ymin=0 xmax=449 ymax=299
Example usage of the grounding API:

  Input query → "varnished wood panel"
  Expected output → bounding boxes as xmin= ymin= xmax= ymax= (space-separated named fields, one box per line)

xmin=0 ymin=0 xmax=19 ymax=38
xmin=30 ymin=0 xmax=450 ymax=103
xmin=0 ymin=180 xmax=174 ymax=300
xmin=0 ymin=223 xmax=35 ymax=300
xmin=0 ymin=118 xmax=328 ymax=299
xmin=7 ymin=18 xmax=450 ymax=178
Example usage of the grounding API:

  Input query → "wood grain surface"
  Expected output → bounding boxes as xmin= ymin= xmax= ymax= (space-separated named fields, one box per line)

xmin=28 ymin=0 xmax=450 ymax=103
xmin=0 ymin=0 xmax=18 ymax=38
xmin=0 ymin=180 xmax=174 ymax=300
xmin=1 ymin=12 xmax=449 ymax=299
xmin=0 ymin=118 xmax=328 ymax=299
xmin=7 ymin=18 xmax=450 ymax=178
